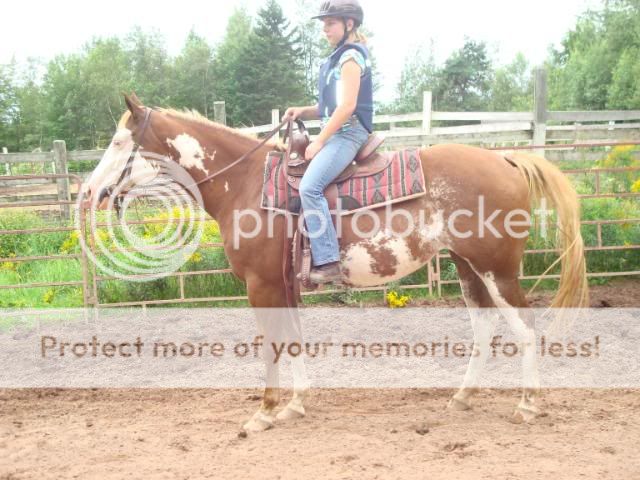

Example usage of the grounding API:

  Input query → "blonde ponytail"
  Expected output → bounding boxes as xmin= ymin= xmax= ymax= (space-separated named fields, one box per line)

xmin=351 ymin=29 xmax=367 ymax=45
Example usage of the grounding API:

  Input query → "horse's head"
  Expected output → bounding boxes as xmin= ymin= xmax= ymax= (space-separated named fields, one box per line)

xmin=82 ymin=93 xmax=164 ymax=210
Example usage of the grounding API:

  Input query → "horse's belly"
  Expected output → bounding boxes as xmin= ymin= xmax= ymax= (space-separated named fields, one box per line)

xmin=340 ymin=232 xmax=439 ymax=288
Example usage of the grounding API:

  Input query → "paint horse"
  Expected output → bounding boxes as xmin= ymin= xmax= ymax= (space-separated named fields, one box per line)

xmin=83 ymin=94 xmax=588 ymax=431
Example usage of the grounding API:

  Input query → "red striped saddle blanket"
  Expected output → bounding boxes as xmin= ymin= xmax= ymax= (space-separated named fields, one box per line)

xmin=260 ymin=148 xmax=427 ymax=215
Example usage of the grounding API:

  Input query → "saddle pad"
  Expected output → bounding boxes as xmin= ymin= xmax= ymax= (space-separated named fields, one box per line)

xmin=260 ymin=148 xmax=427 ymax=216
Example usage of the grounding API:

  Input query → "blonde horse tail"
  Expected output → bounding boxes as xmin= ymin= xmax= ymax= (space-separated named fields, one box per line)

xmin=507 ymin=152 xmax=589 ymax=309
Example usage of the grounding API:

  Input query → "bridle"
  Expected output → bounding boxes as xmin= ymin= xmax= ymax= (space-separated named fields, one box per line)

xmin=98 ymin=107 xmax=153 ymax=215
xmin=101 ymin=107 xmax=289 ymax=214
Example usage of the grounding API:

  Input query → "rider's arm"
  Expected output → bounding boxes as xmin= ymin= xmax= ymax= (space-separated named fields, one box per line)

xmin=315 ymin=59 xmax=361 ymax=144
xmin=283 ymin=104 xmax=320 ymax=121
xmin=298 ymin=104 xmax=321 ymax=120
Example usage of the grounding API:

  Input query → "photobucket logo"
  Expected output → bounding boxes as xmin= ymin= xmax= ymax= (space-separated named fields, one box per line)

xmin=76 ymin=152 xmax=205 ymax=281
xmin=231 ymin=196 xmax=553 ymax=248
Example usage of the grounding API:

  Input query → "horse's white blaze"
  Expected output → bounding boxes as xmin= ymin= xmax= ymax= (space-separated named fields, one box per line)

xmin=85 ymin=128 xmax=154 ymax=197
xmin=224 ymin=181 xmax=230 ymax=193
xmin=166 ymin=134 xmax=210 ymax=175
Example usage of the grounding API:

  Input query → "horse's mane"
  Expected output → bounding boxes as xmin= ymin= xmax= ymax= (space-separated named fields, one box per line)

xmin=117 ymin=108 xmax=282 ymax=150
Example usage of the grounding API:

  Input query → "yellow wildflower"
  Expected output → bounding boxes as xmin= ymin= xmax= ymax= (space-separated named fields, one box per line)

xmin=43 ymin=289 xmax=55 ymax=304
xmin=386 ymin=290 xmax=411 ymax=308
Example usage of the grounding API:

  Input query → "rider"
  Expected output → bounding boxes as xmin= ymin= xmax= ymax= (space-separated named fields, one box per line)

xmin=283 ymin=0 xmax=373 ymax=284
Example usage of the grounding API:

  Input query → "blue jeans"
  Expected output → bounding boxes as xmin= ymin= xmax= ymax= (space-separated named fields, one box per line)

xmin=299 ymin=120 xmax=370 ymax=266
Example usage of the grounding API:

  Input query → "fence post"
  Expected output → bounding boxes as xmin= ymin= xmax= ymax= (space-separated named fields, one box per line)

xmin=213 ymin=101 xmax=226 ymax=125
xmin=271 ymin=109 xmax=280 ymax=129
xmin=422 ymin=91 xmax=432 ymax=135
xmin=532 ymin=68 xmax=547 ymax=154
xmin=271 ymin=109 xmax=281 ymax=140
xmin=53 ymin=140 xmax=71 ymax=221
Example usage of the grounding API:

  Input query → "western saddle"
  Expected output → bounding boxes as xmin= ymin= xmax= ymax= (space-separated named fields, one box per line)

xmin=284 ymin=120 xmax=387 ymax=183
xmin=281 ymin=120 xmax=387 ymax=304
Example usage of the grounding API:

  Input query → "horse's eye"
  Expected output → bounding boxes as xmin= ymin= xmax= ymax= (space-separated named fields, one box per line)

xmin=113 ymin=141 xmax=121 ymax=147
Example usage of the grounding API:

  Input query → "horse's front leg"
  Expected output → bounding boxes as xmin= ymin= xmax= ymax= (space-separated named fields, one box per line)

xmin=242 ymin=277 xmax=308 ymax=431
xmin=275 ymin=308 xmax=310 ymax=421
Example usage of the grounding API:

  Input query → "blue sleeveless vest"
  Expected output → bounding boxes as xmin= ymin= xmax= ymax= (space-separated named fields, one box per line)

xmin=317 ymin=43 xmax=374 ymax=133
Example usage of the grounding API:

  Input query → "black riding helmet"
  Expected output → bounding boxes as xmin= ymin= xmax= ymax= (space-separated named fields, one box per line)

xmin=312 ymin=0 xmax=364 ymax=27
xmin=312 ymin=0 xmax=364 ymax=48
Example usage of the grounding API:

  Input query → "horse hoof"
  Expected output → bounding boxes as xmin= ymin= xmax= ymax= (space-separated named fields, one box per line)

xmin=242 ymin=411 xmax=274 ymax=432
xmin=448 ymin=397 xmax=472 ymax=411
xmin=276 ymin=403 xmax=305 ymax=421
xmin=509 ymin=407 xmax=538 ymax=424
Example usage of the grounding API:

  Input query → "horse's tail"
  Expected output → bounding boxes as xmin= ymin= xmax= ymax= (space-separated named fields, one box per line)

xmin=506 ymin=152 xmax=589 ymax=308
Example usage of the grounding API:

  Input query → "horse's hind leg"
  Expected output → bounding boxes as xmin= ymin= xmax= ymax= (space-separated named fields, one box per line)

xmin=479 ymin=272 xmax=540 ymax=423
xmin=448 ymin=252 xmax=499 ymax=412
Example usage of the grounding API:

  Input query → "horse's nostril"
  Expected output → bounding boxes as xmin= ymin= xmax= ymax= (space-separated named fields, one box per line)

xmin=97 ymin=187 xmax=110 ymax=203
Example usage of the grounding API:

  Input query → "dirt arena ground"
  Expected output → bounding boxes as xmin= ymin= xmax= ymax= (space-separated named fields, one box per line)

xmin=1 ymin=280 xmax=639 ymax=480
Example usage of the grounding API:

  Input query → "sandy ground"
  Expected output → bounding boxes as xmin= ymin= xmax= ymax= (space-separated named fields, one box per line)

xmin=1 ymin=280 xmax=639 ymax=480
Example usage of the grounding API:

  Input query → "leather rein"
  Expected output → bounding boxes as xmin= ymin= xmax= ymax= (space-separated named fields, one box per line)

xmin=112 ymin=107 xmax=289 ymax=195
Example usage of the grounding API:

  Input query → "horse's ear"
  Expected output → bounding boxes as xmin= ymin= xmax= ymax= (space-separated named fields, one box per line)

xmin=130 ymin=92 xmax=143 ymax=105
xmin=123 ymin=92 xmax=145 ymax=121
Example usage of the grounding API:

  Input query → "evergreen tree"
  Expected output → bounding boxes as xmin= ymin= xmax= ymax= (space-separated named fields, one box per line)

xmin=434 ymin=39 xmax=493 ymax=111
xmin=233 ymin=0 xmax=307 ymax=125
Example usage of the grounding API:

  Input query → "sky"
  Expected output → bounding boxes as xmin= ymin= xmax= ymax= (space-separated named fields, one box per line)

xmin=1 ymin=0 xmax=602 ymax=102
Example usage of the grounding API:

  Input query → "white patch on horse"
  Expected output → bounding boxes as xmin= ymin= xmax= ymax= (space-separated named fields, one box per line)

xmin=481 ymin=271 xmax=511 ymax=309
xmin=419 ymin=210 xmax=445 ymax=242
xmin=166 ymin=134 xmax=210 ymax=175
xmin=224 ymin=181 xmax=229 ymax=193
xmin=341 ymin=230 xmax=428 ymax=287
xmin=428 ymin=178 xmax=454 ymax=201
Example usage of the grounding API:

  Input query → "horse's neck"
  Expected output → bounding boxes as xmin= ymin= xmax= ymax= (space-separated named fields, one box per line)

xmin=183 ymin=122 xmax=271 ymax=219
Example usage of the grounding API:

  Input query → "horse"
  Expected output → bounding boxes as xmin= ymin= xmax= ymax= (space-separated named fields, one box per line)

xmin=82 ymin=93 xmax=588 ymax=431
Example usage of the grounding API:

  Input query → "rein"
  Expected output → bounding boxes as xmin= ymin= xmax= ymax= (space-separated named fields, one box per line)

xmin=191 ymin=119 xmax=289 ymax=187
xmin=108 ymin=108 xmax=289 ymax=211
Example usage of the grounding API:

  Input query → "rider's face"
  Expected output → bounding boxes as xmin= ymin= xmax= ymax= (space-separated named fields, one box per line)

xmin=322 ymin=17 xmax=353 ymax=47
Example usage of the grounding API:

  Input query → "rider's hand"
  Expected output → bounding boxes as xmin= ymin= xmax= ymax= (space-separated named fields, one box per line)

xmin=282 ymin=107 xmax=301 ymax=121
xmin=305 ymin=140 xmax=325 ymax=161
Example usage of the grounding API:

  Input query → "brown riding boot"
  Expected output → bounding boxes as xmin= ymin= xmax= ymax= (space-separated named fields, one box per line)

xmin=309 ymin=261 xmax=343 ymax=284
